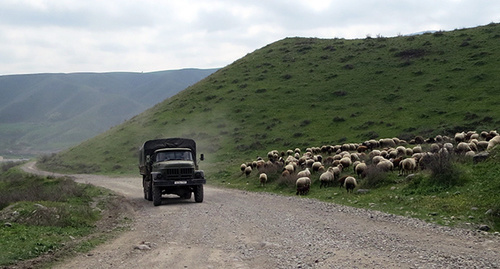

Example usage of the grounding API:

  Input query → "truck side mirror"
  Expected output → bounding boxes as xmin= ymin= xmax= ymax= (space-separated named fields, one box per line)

xmin=200 ymin=154 xmax=204 ymax=161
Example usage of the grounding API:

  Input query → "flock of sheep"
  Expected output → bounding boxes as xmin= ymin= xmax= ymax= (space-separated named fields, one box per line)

xmin=239 ymin=130 xmax=500 ymax=195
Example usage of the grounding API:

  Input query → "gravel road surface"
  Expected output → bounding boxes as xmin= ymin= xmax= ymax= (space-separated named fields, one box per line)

xmin=21 ymin=162 xmax=500 ymax=268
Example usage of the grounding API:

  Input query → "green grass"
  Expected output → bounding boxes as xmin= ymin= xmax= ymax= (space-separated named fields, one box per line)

xmin=0 ymin=164 xmax=129 ymax=267
xmin=220 ymin=147 xmax=500 ymax=232
xmin=37 ymin=23 xmax=500 ymax=232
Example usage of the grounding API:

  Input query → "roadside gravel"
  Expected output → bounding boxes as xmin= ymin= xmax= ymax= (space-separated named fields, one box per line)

xmin=22 ymin=163 xmax=500 ymax=268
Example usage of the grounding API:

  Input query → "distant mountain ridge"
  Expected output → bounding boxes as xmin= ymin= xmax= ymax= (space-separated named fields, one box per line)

xmin=0 ymin=68 xmax=218 ymax=156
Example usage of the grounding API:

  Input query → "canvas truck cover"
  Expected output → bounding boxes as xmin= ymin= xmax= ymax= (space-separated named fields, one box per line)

xmin=139 ymin=138 xmax=197 ymax=167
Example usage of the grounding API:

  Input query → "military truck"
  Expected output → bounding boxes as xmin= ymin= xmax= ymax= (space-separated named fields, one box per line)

xmin=139 ymin=138 xmax=205 ymax=206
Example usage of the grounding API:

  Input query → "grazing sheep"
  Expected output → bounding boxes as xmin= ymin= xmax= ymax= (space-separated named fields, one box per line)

xmin=372 ymin=155 xmax=385 ymax=165
xmin=465 ymin=151 xmax=476 ymax=158
xmin=331 ymin=166 xmax=342 ymax=180
xmin=443 ymin=143 xmax=454 ymax=153
xmin=337 ymin=175 xmax=348 ymax=188
xmin=352 ymin=161 xmax=361 ymax=172
xmin=259 ymin=173 xmax=267 ymax=186
xmin=281 ymin=169 xmax=290 ymax=178
xmin=296 ymin=177 xmax=311 ymax=195
xmin=284 ymin=164 xmax=295 ymax=174
xmin=456 ymin=142 xmax=471 ymax=154
xmin=412 ymin=145 xmax=422 ymax=154
xmin=400 ymin=158 xmax=417 ymax=175
xmin=379 ymin=138 xmax=397 ymax=148
xmin=455 ymin=132 xmax=466 ymax=143
xmin=340 ymin=157 xmax=352 ymax=169
xmin=357 ymin=145 xmax=368 ymax=153
xmin=297 ymin=168 xmax=311 ymax=178
xmin=240 ymin=163 xmax=247 ymax=173
xmin=487 ymin=135 xmax=500 ymax=150
xmin=476 ymin=141 xmax=489 ymax=151
xmin=319 ymin=168 xmax=335 ymax=188
xmin=369 ymin=150 xmax=381 ymax=158
xmin=312 ymin=161 xmax=323 ymax=172
xmin=429 ymin=143 xmax=440 ymax=153
xmin=377 ymin=159 xmax=394 ymax=172
xmin=344 ymin=176 xmax=357 ymax=193
xmin=245 ymin=166 xmax=252 ymax=177
xmin=396 ymin=146 xmax=406 ymax=156
xmin=414 ymin=136 xmax=425 ymax=145
xmin=355 ymin=162 xmax=367 ymax=178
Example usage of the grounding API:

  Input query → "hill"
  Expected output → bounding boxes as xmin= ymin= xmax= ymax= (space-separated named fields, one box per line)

xmin=0 ymin=68 xmax=218 ymax=157
xmin=40 ymin=23 xmax=500 ymax=175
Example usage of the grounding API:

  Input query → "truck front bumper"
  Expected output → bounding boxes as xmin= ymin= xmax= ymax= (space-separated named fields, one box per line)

xmin=152 ymin=172 xmax=206 ymax=187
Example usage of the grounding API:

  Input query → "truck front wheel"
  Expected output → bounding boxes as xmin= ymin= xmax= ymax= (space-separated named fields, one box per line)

xmin=153 ymin=186 xmax=162 ymax=206
xmin=194 ymin=185 xmax=204 ymax=203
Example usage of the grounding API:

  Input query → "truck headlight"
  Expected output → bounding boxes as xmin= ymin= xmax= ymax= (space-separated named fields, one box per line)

xmin=194 ymin=171 xmax=204 ymax=179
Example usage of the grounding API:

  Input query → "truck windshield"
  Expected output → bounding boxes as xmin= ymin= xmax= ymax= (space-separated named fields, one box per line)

xmin=156 ymin=151 xmax=193 ymax=162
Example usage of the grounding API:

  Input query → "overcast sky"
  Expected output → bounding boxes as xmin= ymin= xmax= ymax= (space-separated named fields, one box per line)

xmin=1 ymin=0 xmax=499 ymax=75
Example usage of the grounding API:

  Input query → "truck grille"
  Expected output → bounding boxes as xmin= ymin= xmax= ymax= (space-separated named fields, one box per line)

xmin=164 ymin=168 xmax=194 ymax=179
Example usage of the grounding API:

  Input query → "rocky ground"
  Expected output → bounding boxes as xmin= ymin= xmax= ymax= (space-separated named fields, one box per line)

xmin=17 ymin=162 xmax=500 ymax=268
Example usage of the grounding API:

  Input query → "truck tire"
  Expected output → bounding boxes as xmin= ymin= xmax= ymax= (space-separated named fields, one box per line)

xmin=194 ymin=185 xmax=204 ymax=203
xmin=153 ymin=186 xmax=162 ymax=206
xmin=143 ymin=176 xmax=153 ymax=201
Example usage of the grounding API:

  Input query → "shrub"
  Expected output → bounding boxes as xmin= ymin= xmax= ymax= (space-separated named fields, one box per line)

xmin=359 ymin=165 xmax=391 ymax=188
xmin=419 ymin=151 xmax=464 ymax=188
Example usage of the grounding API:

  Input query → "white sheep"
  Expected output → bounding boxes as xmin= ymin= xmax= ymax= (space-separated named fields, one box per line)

xmin=372 ymin=155 xmax=385 ymax=165
xmin=455 ymin=132 xmax=466 ymax=143
xmin=377 ymin=159 xmax=394 ymax=172
xmin=399 ymin=158 xmax=417 ymax=175
xmin=331 ymin=165 xmax=342 ymax=179
xmin=355 ymin=162 xmax=367 ymax=178
xmin=296 ymin=177 xmax=311 ymax=195
xmin=456 ymin=142 xmax=471 ymax=154
xmin=297 ymin=168 xmax=311 ymax=178
xmin=487 ymin=135 xmax=500 ymax=150
xmin=412 ymin=145 xmax=422 ymax=153
xmin=476 ymin=141 xmax=489 ymax=151
xmin=319 ymin=168 xmax=335 ymax=188
xmin=443 ymin=143 xmax=454 ymax=153
xmin=240 ymin=163 xmax=247 ymax=173
xmin=312 ymin=161 xmax=322 ymax=172
xmin=344 ymin=176 xmax=357 ymax=193
xmin=259 ymin=173 xmax=268 ymax=186
xmin=339 ymin=157 xmax=352 ymax=169
xmin=244 ymin=166 xmax=252 ymax=177
xmin=284 ymin=164 xmax=295 ymax=174
xmin=379 ymin=138 xmax=396 ymax=148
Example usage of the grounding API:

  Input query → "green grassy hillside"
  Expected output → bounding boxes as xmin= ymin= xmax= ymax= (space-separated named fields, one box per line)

xmin=37 ymin=23 xmax=500 ymax=231
xmin=41 ymin=23 xmax=500 ymax=175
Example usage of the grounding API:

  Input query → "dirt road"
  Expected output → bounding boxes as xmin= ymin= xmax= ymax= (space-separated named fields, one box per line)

xmin=22 ymin=163 xmax=500 ymax=268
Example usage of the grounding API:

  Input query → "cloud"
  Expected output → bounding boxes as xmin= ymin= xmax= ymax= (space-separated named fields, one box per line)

xmin=0 ymin=0 xmax=499 ymax=75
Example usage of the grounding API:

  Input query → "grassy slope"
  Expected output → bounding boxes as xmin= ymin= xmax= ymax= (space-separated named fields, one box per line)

xmin=39 ymin=24 xmax=500 ymax=230
xmin=41 ymin=23 xmax=500 ymax=174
